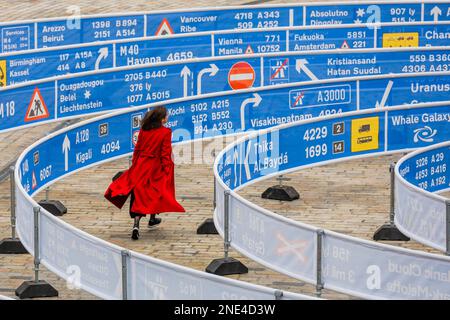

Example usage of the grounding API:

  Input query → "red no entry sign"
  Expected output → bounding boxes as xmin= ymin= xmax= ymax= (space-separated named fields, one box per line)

xmin=228 ymin=61 xmax=255 ymax=90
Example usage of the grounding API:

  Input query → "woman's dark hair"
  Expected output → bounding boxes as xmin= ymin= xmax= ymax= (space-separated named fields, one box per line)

xmin=141 ymin=106 xmax=168 ymax=131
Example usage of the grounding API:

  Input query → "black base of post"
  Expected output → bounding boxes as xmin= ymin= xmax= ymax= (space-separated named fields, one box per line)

xmin=373 ymin=224 xmax=410 ymax=241
xmin=0 ymin=238 xmax=28 ymax=254
xmin=112 ymin=171 xmax=124 ymax=181
xmin=205 ymin=257 xmax=248 ymax=276
xmin=15 ymin=280 xmax=58 ymax=299
xmin=261 ymin=185 xmax=300 ymax=201
xmin=38 ymin=200 xmax=67 ymax=217
xmin=197 ymin=218 xmax=218 ymax=235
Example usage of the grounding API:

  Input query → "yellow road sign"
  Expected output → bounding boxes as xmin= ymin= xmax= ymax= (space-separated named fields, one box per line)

xmin=0 ymin=60 xmax=6 ymax=87
xmin=351 ymin=117 xmax=380 ymax=152
xmin=382 ymin=32 xmax=419 ymax=48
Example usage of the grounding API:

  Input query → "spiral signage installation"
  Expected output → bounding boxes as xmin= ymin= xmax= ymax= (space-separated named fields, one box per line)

xmin=0 ymin=1 xmax=449 ymax=300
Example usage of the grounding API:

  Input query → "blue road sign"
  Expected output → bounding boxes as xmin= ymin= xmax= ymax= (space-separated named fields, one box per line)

xmin=424 ymin=3 xmax=450 ymax=22
xmin=3 ymin=44 xmax=114 ymax=85
xmin=3 ymin=48 xmax=450 ymax=133
xmin=1 ymin=2 xmax=450 ymax=53
xmin=18 ymin=89 xmax=450 ymax=197
xmin=0 ymin=82 xmax=56 ymax=130
xmin=289 ymin=27 xmax=375 ymax=51
xmin=398 ymin=143 xmax=450 ymax=192
xmin=305 ymin=3 xmax=421 ymax=25
xmin=263 ymin=49 xmax=450 ymax=85
xmin=146 ymin=8 xmax=294 ymax=36
xmin=0 ymin=24 xmax=34 ymax=53
xmin=387 ymin=106 xmax=450 ymax=151
xmin=35 ymin=16 xmax=146 ymax=48
xmin=217 ymin=105 xmax=450 ymax=190
xmin=214 ymin=30 xmax=287 ymax=56
xmin=115 ymin=34 xmax=213 ymax=67
xmin=1 ymin=22 xmax=450 ymax=86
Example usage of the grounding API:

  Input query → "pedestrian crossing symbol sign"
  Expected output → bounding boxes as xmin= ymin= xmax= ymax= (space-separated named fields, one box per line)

xmin=25 ymin=87 xmax=49 ymax=122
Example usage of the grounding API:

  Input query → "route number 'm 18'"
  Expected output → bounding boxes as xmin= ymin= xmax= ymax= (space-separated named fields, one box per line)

xmin=0 ymin=101 xmax=15 ymax=118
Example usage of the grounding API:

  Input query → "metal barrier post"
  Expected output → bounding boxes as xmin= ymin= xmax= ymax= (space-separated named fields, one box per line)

xmin=0 ymin=167 xmax=27 ymax=254
xmin=446 ymin=200 xmax=450 ymax=256
xmin=196 ymin=176 xmax=218 ymax=235
xmin=205 ymin=190 xmax=248 ymax=276
xmin=33 ymin=207 xmax=40 ymax=282
xmin=15 ymin=207 xmax=58 ymax=299
xmin=373 ymin=163 xmax=410 ymax=241
xmin=223 ymin=190 xmax=230 ymax=259
xmin=213 ymin=176 xmax=217 ymax=209
xmin=274 ymin=290 xmax=283 ymax=300
xmin=121 ymin=250 xmax=130 ymax=300
xmin=316 ymin=230 xmax=324 ymax=298
xmin=45 ymin=187 xmax=50 ymax=202
xmin=389 ymin=162 xmax=395 ymax=225
xmin=10 ymin=167 xmax=16 ymax=239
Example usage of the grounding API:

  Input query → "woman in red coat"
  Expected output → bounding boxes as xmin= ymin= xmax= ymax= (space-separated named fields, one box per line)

xmin=104 ymin=106 xmax=185 ymax=240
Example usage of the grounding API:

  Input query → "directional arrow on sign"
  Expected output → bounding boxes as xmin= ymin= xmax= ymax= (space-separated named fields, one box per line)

xmin=431 ymin=6 xmax=442 ymax=22
xmin=233 ymin=148 xmax=240 ymax=187
xmin=62 ymin=134 xmax=71 ymax=172
xmin=197 ymin=64 xmax=219 ymax=95
xmin=240 ymin=93 xmax=262 ymax=130
xmin=375 ymin=80 xmax=394 ymax=108
xmin=180 ymin=66 xmax=192 ymax=97
xmin=295 ymin=59 xmax=318 ymax=81
xmin=95 ymin=47 xmax=109 ymax=70
xmin=243 ymin=141 xmax=252 ymax=180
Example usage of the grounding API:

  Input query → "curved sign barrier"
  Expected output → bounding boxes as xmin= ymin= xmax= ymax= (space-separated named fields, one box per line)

xmin=395 ymin=141 xmax=450 ymax=252
xmin=15 ymin=97 xmax=449 ymax=299
xmin=214 ymin=103 xmax=450 ymax=299
xmin=13 ymin=83 xmax=342 ymax=299
xmin=1 ymin=21 xmax=450 ymax=85
xmin=14 ymin=75 xmax=450 ymax=194
xmin=2 ymin=57 xmax=450 ymax=133
xmin=13 ymin=75 xmax=450 ymax=299
xmin=0 ymin=1 xmax=448 ymax=53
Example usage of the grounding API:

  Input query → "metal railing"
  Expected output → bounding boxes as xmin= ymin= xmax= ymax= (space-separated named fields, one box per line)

xmin=213 ymin=104 xmax=450 ymax=299
xmin=3 ymin=1 xmax=450 ymax=299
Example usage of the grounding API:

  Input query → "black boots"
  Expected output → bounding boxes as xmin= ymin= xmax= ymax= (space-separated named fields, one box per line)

xmin=131 ymin=216 xmax=141 ymax=240
xmin=131 ymin=227 xmax=139 ymax=240
xmin=131 ymin=215 xmax=162 ymax=239
xmin=148 ymin=214 xmax=162 ymax=228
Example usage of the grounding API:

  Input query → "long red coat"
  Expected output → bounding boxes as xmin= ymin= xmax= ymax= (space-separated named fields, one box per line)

xmin=104 ymin=126 xmax=185 ymax=215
